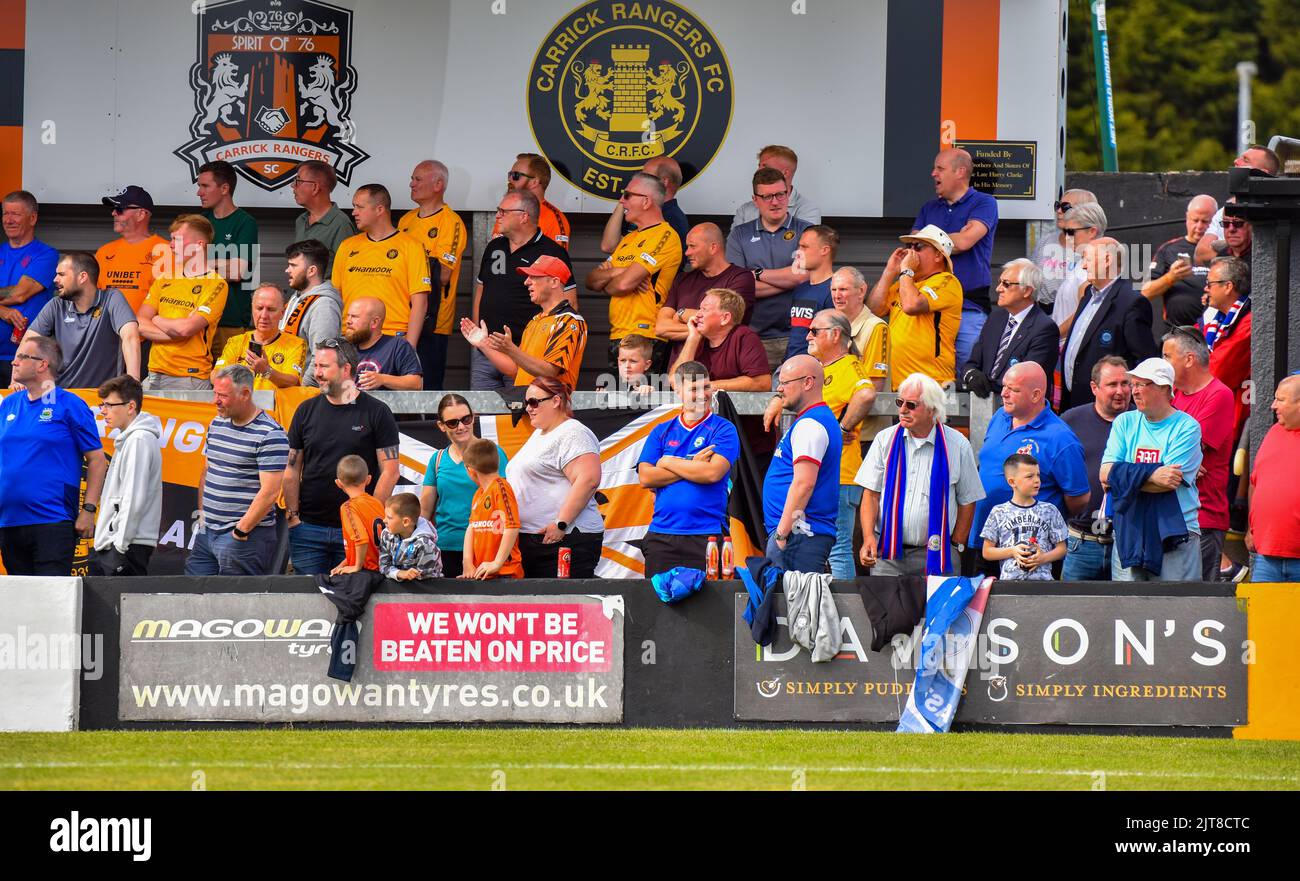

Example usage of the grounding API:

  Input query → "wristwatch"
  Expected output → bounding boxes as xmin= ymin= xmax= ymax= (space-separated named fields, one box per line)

xmin=82 ymin=503 xmax=98 ymax=514
xmin=952 ymin=540 xmax=966 ymax=553
xmin=676 ymin=308 xmax=687 ymax=321
xmin=900 ymin=267 xmax=916 ymax=279
xmin=557 ymin=520 xmax=571 ymax=535
xmin=774 ymin=531 xmax=790 ymax=542
xmin=753 ymin=267 xmax=764 ymax=283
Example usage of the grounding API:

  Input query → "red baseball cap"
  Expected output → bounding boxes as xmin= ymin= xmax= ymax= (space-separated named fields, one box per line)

xmin=516 ymin=254 xmax=571 ymax=284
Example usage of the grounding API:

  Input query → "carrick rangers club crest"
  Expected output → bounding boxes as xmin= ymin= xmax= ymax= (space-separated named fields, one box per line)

xmin=175 ymin=0 xmax=369 ymax=191
xmin=528 ymin=0 xmax=732 ymax=200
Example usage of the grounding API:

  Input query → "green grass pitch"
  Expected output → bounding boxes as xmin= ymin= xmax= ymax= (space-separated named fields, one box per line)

xmin=2 ymin=730 xmax=1298 ymax=790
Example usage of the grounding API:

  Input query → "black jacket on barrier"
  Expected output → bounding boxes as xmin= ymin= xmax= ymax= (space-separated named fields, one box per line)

xmin=316 ymin=571 xmax=384 ymax=682
xmin=854 ymin=575 xmax=928 ymax=652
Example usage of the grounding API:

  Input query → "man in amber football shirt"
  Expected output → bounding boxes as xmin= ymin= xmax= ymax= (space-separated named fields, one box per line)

xmin=398 ymin=159 xmax=468 ymax=389
xmin=332 ymin=184 xmax=431 ymax=347
xmin=585 ymin=173 xmax=682 ymax=376
xmin=137 ymin=215 xmax=229 ymax=390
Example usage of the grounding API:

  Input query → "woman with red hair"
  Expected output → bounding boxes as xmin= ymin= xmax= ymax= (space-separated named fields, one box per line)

xmin=504 ymin=377 xmax=605 ymax=577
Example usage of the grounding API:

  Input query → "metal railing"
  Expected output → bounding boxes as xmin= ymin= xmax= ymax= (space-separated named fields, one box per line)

xmin=146 ymin=388 xmax=998 ymax=455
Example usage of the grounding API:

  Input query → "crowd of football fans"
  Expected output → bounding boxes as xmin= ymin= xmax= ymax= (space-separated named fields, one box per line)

xmin=0 ymin=142 xmax=1296 ymax=585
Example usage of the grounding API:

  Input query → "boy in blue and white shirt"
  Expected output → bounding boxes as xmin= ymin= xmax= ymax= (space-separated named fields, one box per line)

xmin=981 ymin=453 xmax=1068 ymax=581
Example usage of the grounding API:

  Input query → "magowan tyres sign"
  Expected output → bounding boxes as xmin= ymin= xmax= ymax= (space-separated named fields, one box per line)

xmin=121 ymin=593 xmax=624 ymax=722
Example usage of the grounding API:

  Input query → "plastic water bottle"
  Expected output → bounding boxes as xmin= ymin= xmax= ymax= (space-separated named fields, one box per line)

xmin=721 ymin=536 xmax=735 ymax=579
xmin=705 ymin=536 xmax=719 ymax=579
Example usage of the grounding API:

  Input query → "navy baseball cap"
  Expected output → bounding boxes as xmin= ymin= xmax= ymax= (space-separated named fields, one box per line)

xmin=103 ymin=186 xmax=154 ymax=212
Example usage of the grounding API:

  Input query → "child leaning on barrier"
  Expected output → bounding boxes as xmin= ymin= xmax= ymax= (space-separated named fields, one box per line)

xmin=378 ymin=492 xmax=444 ymax=581
xmin=980 ymin=453 xmax=1068 ymax=581
xmin=331 ymin=454 xmax=386 ymax=576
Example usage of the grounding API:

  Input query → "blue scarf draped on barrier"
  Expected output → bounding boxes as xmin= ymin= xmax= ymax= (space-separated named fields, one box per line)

xmin=878 ymin=424 xmax=953 ymax=575
xmin=897 ymin=575 xmax=991 ymax=734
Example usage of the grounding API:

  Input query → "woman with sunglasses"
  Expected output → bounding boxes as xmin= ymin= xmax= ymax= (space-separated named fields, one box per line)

xmin=505 ymin=377 xmax=605 ymax=577
xmin=420 ymin=394 xmax=507 ymax=577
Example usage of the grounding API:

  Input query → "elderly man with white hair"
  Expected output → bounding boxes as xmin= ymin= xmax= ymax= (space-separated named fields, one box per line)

xmin=855 ymin=372 xmax=984 ymax=577
xmin=830 ymin=266 xmax=888 ymax=383
xmin=961 ymin=258 xmax=1061 ymax=399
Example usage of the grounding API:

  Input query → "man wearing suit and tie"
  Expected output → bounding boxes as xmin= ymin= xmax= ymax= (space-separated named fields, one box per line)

xmin=1058 ymin=238 xmax=1156 ymax=412
xmin=961 ymin=258 xmax=1060 ymax=400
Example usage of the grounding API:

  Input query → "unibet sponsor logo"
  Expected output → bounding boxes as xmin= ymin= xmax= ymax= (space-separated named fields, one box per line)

xmin=528 ymin=0 xmax=732 ymax=200
xmin=131 ymin=617 xmax=332 ymax=640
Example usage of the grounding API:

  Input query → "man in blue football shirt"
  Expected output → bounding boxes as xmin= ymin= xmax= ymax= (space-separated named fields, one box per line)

xmin=637 ymin=360 xmax=740 ymax=578
xmin=0 ymin=335 xmax=107 ymax=574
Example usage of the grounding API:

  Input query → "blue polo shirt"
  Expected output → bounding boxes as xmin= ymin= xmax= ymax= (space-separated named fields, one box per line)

xmin=914 ymin=188 xmax=998 ymax=308
xmin=971 ymin=405 xmax=1090 ymax=542
xmin=785 ymin=277 xmax=833 ymax=360
xmin=763 ymin=402 xmax=842 ymax=536
xmin=0 ymin=238 xmax=58 ymax=360
xmin=0 ymin=386 xmax=102 ymax=527
xmin=725 ymin=213 xmax=813 ymax=339
xmin=638 ymin=412 xmax=739 ymax=535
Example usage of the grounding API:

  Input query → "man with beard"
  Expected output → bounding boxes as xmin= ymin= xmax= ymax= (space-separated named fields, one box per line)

xmin=282 ymin=239 xmax=343 ymax=387
xmin=342 ymin=296 xmax=423 ymax=391
xmin=25 ymin=251 xmax=140 ymax=388
xmin=282 ymin=338 xmax=401 ymax=574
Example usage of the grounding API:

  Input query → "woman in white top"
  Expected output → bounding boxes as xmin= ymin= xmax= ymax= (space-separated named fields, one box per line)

xmin=505 ymin=377 xmax=605 ymax=577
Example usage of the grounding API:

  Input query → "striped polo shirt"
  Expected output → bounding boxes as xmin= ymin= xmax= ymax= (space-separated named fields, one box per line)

xmin=201 ymin=411 xmax=289 ymax=532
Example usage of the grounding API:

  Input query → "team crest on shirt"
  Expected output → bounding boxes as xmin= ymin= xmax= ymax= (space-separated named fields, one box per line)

xmin=527 ymin=0 xmax=732 ymax=201
xmin=1015 ymin=440 xmax=1040 ymax=457
xmin=174 ymin=0 xmax=370 ymax=191
xmin=272 ymin=352 xmax=285 ymax=365
xmin=39 ymin=408 xmax=53 ymax=422
xmin=386 ymin=249 xmax=398 ymax=260
xmin=783 ymin=231 xmax=795 ymax=240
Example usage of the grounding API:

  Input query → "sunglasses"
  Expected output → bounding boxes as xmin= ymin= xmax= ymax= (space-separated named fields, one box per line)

xmin=13 ymin=352 xmax=46 ymax=362
xmin=895 ymin=398 xmax=920 ymax=411
xmin=507 ymin=171 xmax=536 ymax=182
xmin=1053 ymin=200 xmax=1073 ymax=213
xmin=620 ymin=190 xmax=651 ymax=201
xmin=1223 ymin=220 xmax=1249 ymax=230
xmin=1060 ymin=227 xmax=1089 ymax=234
xmin=439 ymin=414 xmax=475 ymax=428
xmin=524 ymin=394 xmax=556 ymax=409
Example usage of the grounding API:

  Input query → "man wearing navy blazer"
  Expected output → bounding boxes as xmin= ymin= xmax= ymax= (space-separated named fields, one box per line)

xmin=961 ymin=258 xmax=1060 ymax=400
xmin=1058 ymin=238 xmax=1156 ymax=412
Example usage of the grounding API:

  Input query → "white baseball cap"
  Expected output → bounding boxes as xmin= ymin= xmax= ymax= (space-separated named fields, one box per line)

xmin=899 ymin=224 xmax=955 ymax=271
xmin=1126 ymin=357 xmax=1175 ymax=389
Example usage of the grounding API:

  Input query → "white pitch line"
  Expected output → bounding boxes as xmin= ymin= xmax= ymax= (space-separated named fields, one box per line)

xmin=1 ymin=760 xmax=1294 ymax=784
